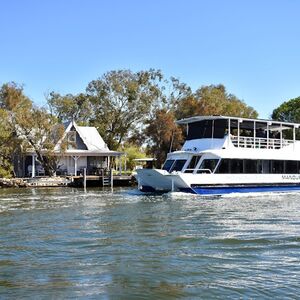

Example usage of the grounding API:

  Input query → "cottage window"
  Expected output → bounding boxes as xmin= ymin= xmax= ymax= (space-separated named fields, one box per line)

xmin=68 ymin=131 xmax=76 ymax=144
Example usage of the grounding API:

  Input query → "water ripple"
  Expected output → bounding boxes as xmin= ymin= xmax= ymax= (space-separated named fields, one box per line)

xmin=0 ymin=187 xmax=300 ymax=298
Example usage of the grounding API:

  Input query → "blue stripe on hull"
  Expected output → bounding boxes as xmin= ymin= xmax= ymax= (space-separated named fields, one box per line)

xmin=180 ymin=185 xmax=300 ymax=195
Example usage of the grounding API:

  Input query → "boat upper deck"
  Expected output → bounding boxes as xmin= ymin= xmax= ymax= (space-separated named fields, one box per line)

xmin=176 ymin=115 xmax=300 ymax=151
xmin=176 ymin=115 xmax=300 ymax=128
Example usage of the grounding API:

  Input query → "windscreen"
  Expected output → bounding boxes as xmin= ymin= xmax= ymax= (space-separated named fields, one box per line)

xmin=186 ymin=119 xmax=227 ymax=140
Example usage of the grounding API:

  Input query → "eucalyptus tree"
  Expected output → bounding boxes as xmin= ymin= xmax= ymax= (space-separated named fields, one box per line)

xmin=272 ymin=97 xmax=300 ymax=123
xmin=86 ymin=69 xmax=166 ymax=149
xmin=0 ymin=82 xmax=65 ymax=177
xmin=0 ymin=108 xmax=15 ymax=177
xmin=272 ymin=96 xmax=300 ymax=139
xmin=144 ymin=84 xmax=258 ymax=164
xmin=175 ymin=84 xmax=258 ymax=120
xmin=144 ymin=108 xmax=183 ymax=167
xmin=47 ymin=92 xmax=92 ymax=125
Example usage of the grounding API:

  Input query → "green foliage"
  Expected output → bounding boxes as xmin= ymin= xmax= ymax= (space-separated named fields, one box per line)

xmin=0 ymin=109 xmax=14 ymax=177
xmin=175 ymin=84 xmax=258 ymax=120
xmin=0 ymin=73 xmax=262 ymax=176
xmin=272 ymin=97 xmax=300 ymax=123
xmin=16 ymin=107 xmax=65 ymax=176
xmin=116 ymin=144 xmax=147 ymax=171
xmin=0 ymin=82 xmax=32 ymax=111
xmin=87 ymin=69 xmax=165 ymax=149
xmin=144 ymin=109 xmax=183 ymax=167
xmin=0 ymin=82 xmax=65 ymax=177
xmin=47 ymin=92 xmax=92 ymax=124
xmin=271 ymin=96 xmax=300 ymax=139
xmin=0 ymin=82 xmax=31 ymax=177
xmin=144 ymin=84 xmax=258 ymax=166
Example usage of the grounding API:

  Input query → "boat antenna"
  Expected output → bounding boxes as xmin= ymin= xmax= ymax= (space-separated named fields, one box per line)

xmin=169 ymin=130 xmax=175 ymax=153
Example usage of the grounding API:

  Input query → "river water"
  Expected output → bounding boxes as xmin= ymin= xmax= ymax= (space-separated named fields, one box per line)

xmin=0 ymin=187 xmax=300 ymax=299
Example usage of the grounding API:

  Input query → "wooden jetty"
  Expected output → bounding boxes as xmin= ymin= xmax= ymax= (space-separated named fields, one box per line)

xmin=69 ymin=174 xmax=135 ymax=188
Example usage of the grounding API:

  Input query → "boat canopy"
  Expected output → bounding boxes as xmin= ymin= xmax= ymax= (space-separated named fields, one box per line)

xmin=176 ymin=115 xmax=300 ymax=128
xmin=176 ymin=115 xmax=300 ymax=146
xmin=177 ymin=116 xmax=299 ymax=139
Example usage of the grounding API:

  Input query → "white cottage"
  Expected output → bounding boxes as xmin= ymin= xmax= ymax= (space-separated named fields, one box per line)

xmin=24 ymin=121 xmax=122 ymax=177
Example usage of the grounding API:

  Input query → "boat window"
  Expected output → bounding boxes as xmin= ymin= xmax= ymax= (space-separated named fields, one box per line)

xmin=215 ymin=159 xmax=300 ymax=174
xmin=285 ymin=161 xmax=298 ymax=174
xmin=271 ymin=160 xmax=284 ymax=174
xmin=261 ymin=160 xmax=270 ymax=173
xmin=213 ymin=119 xmax=228 ymax=138
xmin=197 ymin=159 xmax=219 ymax=173
xmin=257 ymin=160 xmax=262 ymax=173
xmin=187 ymin=119 xmax=227 ymax=140
xmin=216 ymin=159 xmax=230 ymax=173
xmin=231 ymin=159 xmax=243 ymax=173
xmin=162 ymin=160 xmax=175 ymax=172
xmin=170 ymin=159 xmax=187 ymax=172
xmin=244 ymin=160 xmax=257 ymax=174
xmin=184 ymin=156 xmax=202 ymax=173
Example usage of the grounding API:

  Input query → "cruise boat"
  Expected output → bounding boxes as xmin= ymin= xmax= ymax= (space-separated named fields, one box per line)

xmin=136 ymin=115 xmax=300 ymax=195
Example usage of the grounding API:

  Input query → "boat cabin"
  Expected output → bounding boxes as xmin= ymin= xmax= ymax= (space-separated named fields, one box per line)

xmin=162 ymin=116 xmax=300 ymax=175
xmin=177 ymin=115 xmax=300 ymax=151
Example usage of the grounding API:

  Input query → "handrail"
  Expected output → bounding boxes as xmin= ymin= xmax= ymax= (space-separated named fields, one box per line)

xmin=184 ymin=168 xmax=196 ymax=173
xmin=184 ymin=168 xmax=212 ymax=174
xmin=196 ymin=169 xmax=212 ymax=174
xmin=231 ymin=135 xmax=294 ymax=149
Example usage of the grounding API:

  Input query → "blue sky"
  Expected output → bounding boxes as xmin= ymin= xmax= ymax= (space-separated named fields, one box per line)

xmin=0 ymin=0 xmax=300 ymax=118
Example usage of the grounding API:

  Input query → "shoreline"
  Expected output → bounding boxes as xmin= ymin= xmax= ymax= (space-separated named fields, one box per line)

xmin=0 ymin=175 xmax=135 ymax=188
xmin=0 ymin=177 xmax=70 ymax=188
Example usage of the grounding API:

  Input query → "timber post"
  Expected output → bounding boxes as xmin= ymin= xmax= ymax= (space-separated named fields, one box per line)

xmin=83 ymin=168 xmax=87 ymax=190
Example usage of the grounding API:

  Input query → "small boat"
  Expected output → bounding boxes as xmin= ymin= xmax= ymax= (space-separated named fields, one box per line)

xmin=136 ymin=115 xmax=300 ymax=195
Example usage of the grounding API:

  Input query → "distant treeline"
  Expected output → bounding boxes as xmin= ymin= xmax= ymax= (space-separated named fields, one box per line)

xmin=0 ymin=69 xmax=299 ymax=176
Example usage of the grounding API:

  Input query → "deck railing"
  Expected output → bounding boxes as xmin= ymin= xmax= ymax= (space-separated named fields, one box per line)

xmin=231 ymin=135 xmax=294 ymax=149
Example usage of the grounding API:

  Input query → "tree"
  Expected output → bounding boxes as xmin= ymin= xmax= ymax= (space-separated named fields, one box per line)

xmin=15 ymin=107 xmax=66 ymax=176
xmin=145 ymin=84 xmax=258 ymax=166
xmin=0 ymin=82 xmax=32 ymax=111
xmin=45 ymin=70 xmax=191 ymax=150
xmin=115 ymin=143 xmax=147 ymax=172
xmin=47 ymin=92 xmax=93 ymax=124
xmin=175 ymin=84 xmax=258 ymax=120
xmin=271 ymin=97 xmax=300 ymax=123
xmin=86 ymin=69 xmax=165 ymax=149
xmin=144 ymin=109 xmax=183 ymax=167
xmin=0 ymin=109 xmax=15 ymax=177
xmin=271 ymin=96 xmax=300 ymax=139
xmin=0 ymin=82 xmax=65 ymax=177
xmin=0 ymin=83 xmax=32 ymax=177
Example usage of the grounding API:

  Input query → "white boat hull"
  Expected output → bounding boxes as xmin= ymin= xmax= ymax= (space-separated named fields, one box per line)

xmin=137 ymin=170 xmax=300 ymax=195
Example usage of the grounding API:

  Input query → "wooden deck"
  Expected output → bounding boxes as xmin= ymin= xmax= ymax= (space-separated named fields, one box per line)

xmin=69 ymin=175 xmax=135 ymax=187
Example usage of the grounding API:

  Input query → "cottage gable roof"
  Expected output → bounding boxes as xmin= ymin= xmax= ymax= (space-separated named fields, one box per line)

xmin=75 ymin=125 xmax=107 ymax=151
xmin=53 ymin=121 xmax=122 ymax=156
